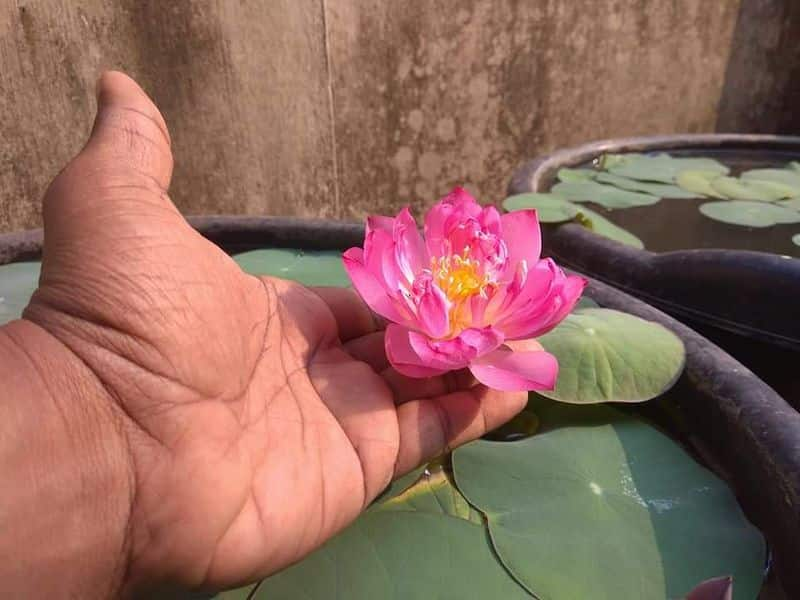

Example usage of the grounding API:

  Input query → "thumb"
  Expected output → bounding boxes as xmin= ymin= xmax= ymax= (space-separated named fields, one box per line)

xmin=43 ymin=71 xmax=176 ymax=232
xmin=86 ymin=70 xmax=173 ymax=190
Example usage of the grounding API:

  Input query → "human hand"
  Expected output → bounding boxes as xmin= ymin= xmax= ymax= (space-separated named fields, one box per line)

xmin=17 ymin=72 xmax=526 ymax=596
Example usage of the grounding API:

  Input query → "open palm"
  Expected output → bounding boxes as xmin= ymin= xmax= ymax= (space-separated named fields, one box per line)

xmin=23 ymin=72 xmax=526 ymax=595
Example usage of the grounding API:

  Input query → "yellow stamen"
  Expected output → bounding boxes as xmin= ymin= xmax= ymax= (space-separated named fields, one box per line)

xmin=432 ymin=250 xmax=489 ymax=302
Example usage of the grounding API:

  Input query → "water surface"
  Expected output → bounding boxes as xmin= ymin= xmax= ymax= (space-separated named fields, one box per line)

xmin=566 ymin=148 xmax=800 ymax=257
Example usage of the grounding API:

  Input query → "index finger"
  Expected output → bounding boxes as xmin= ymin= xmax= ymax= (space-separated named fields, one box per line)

xmin=310 ymin=286 xmax=384 ymax=342
xmin=393 ymin=385 xmax=528 ymax=477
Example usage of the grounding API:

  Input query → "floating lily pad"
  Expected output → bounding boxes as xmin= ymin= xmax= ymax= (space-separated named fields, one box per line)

xmin=551 ymin=181 xmax=660 ymax=209
xmin=233 ymin=249 xmax=349 ymax=287
xmin=375 ymin=465 xmax=482 ymax=524
xmin=595 ymin=172 xmax=696 ymax=198
xmin=537 ymin=308 xmax=685 ymax=403
xmin=0 ymin=261 xmax=41 ymax=325
xmin=502 ymin=193 xmax=643 ymax=248
xmin=780 ymin=198 xmax=800 ymax=211
xmin=675 ymin=170 xmax=726 ymax=199
xmin=452 ymin=402 xmax=765 ymax=600
xmin=252 ymin=511 xmax=530 ymax=599
xmin=503 ymin=193 xmax=581 ymax=223
xmin=604 ymin=153 xmax=729 ymax=183
xmin=371 ymin=465 xmax=427 ymax=506
xmin=576 ymin=206 xmax=645 ymax=249
xmin=740 ymin=168 xmax=800 ymax=189
xmin=557 ymin=168 xmax=598 ymax=183
xmin=710 ymin=176 xmax=785 ymax=202
xmin=699 ymin=201 xmax=800 ymax=227
xmin=598 ymin=152 xmax=643 ymax=170
xmin=736 ymin=177 xmax=799 ymax=200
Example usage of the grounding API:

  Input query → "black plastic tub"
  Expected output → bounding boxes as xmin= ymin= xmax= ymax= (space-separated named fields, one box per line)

xmin=2 ymin=216 xmax=799 ymax=597
xmin=508 ymin=134 xmax=800 ymax=408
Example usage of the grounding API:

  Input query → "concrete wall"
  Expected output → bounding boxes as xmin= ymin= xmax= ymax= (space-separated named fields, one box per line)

xmin=0 ymin=0 xmax=785 ymax=234
xmin=717 ymin=0 xmax=800 ymax=134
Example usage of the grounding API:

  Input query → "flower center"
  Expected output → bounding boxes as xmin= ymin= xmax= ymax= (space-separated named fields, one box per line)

xmin=432 ymin=250 xmax=489 ymax=302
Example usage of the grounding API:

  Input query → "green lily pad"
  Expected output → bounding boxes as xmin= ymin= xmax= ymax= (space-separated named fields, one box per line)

xmin=710 ymin=176 xmax=786 ymax=202
xmin=233 ymin=249 xmax=349 ymax=287
xmin=502 ymin=193 xmax=643 ymax=248
xmin=598 ymin=152 xmax=643 ymax=170
xmin=740 ymin=168 xmax=800 ymax=189
xmin=452 ymin=402 xmax=765 ymax=600
xmin=576 ymin=206 xmax=645 ymax=249
xmin=699 ymin=201 xmax=800 ymax=227
xmin=0 ymin=261 xmax=41 ymax=325
xmin=780 ymin=198 xmax=800 ymax=211
xmin=675 ymin=170 xmax=726 ymax=199
xmin=537 ymin=308 xmax=685 ymax=404
xmin=371 ymin=465 xmax=426 ymax=506
xmin=551 ymin=181 xmax=660 ymax=209
xmin=557 ymin=168 xmax=598 ymax=183
xmin=374 ymin=465 xmax=483 ymax=524
xmin=604 ymin=154 xmax=729 ymax=184
xmin=252 ymin=511 xmax=531 ymax=599
xmin=503 ymin=193 xmax=581 ymax=223
xmin=595 ymin=172 xmax=696 ymax=198
xmin=736 ymin=178 xmax=799 ymax=200
xmin=793 ymin=233 xmax=800 ymax=247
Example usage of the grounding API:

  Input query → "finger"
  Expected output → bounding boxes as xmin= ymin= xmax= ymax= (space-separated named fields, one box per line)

xmin=344 ymin=331 xmax=388 ymax=371
xmin=310 ymin=287 xmax=382 ymax=342
xmin=393 ymin=386 xmax=527 ymax=476
xmin=43 ymin=71 xmax=177 ymax=235
xmin=87 ymin=71 xmax=173 ymax=190
xmin=381 ymin=367 xmax=476 ymax=404
xmin=309 ymin=346 xmax=400 ymax=503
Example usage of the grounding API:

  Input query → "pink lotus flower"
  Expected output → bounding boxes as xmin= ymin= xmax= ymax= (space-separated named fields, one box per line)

xmin=343 ymin=188 xmax=586 ymax=391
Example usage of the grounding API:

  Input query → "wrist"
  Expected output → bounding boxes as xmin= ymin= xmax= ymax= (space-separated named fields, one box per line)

xmin=0 ymin=319 xmax=135 ymax=598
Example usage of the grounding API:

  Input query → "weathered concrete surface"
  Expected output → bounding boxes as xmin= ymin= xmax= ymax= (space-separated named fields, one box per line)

xmin=0 ymin=0 xmax=774 ymax=233
xmin=327 ymin=0 xmax=741 ymax=219
xmin=0 ymin=1 xmax=336 ymax=233
xmin=717 ymin=0 xmax=800 ymax=134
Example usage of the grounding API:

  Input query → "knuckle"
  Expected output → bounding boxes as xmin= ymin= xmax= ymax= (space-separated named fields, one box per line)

xmin=100 ymin=105 xmax=171 ymax=151
xmin=431 ymin=400 xmax=455 ymax=453
xmin=92 ymin=107 xmax=173 ymax=186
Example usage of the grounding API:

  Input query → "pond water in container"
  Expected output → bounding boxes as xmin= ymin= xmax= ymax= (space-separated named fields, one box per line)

xmin=0 ymin=250 xmax=772 ymax=599
xmin=505 ymin=149 xmax=800 ymax=257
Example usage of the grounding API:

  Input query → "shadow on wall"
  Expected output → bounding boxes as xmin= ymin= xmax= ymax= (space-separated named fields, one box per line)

xmin=716 ymin=0 xmax=800 ymax=134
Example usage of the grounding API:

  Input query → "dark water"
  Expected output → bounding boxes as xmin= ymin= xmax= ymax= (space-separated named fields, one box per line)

xmin=566 ymin=149 xmax=800 ymax=257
